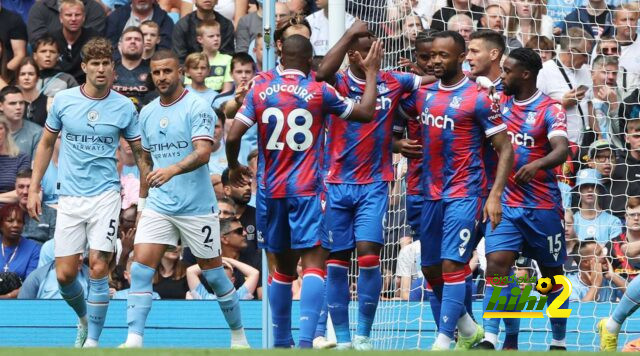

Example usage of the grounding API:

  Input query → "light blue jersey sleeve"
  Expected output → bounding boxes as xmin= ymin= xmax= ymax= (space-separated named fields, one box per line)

xmin=44 ymin=94 xmax=63 ymax=133
xmin=122 ymin=104 xmax=141 ymax=141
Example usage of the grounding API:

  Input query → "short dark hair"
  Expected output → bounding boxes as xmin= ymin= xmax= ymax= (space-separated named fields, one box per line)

xmin=274 ymin=15 xmax=312 ymax=45
xmin=150 ymin=49 xmax=180 ymax=62
xmin=508 ymin=47 xmax=543 ymax=76
xmin=17 ymin=57 xmax=40 ymax=79
xmin=282 ymin=34 xmax=313 ymax=61
xmin=431 ymin=30 xmax=466 ymax=54
xmin=120 ymin=26 xmax=143 ymax=41
xmin=469 ymin=30 xmax=506 ymax=57
xmin=16 ymin=169 xmax=32 ymax=179
xmin=220 ymin=217 xmax=242 ymax=235
xmin=33 ymin=35 xmax=59 ymax=53
xmin=0 ymin=86 xmax=22 ymax=103
xmin=415 ymin=29 xmax=437 ymax=46
xmin=231 ymin=52 xmax=256 ymax=72
xmin=221 ymin=168 xmax=230 ymax=186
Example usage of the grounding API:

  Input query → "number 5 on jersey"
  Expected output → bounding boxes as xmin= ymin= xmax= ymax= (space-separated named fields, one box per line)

xmin=262 ymin=108 xmax=313 ymax=151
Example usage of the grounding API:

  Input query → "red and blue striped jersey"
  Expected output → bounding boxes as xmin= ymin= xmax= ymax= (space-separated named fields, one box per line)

xmin=395 ymin=92 xmax=424 ymax=196
xmin=401 ymin=76 xmax=506 ymax=200
xmin=236 ymin=69 xmax=354 ymax=198
xmin=482 ymin=78 xmax=504 ymax=191
xmin=325 ymin=69 xmax=421 ymax=184
xmin=501 ymin=90 xmax=568 ymax=210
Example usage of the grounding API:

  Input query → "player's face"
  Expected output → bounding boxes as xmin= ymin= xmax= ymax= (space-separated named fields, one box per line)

xmin=626 ymin=121 xmax=640 ymax=150
xmin=59 ymin=4 xmax=85 ymax=33
xmin=0 ymin=93 xmax=26 ymax=122
xmin=17 ymin=63 xmax=38 ymax=91
xmin=15 ymin=177 xmax=30 ymax=207
xmin=218 ymin=202 xmax=236 ymax=219
xmin=500 ymin=57 xmax=524 ymax=96
xmin=430 ymin=37 xmax=464 ymax=80
xmin=0 ymin=210 xmax=24 ymax=241
xmin=82 ymin=57 xmax=114 ymax=90
xmin=141 ymin=25 xmax=160 ymax=51
xmin=415 ymin=41 xmax=433 ymax=75
xmin=150 ymin=58 xmax=182 ymax=97
xmin=34 ymin=44 xmax=59 ymax=70
xmin=626 ymin=206 xmax=640 ymax=231
xmin=348 ymin=36 xmax=375 ymax=67
xmin=466 ymin=39 xmax=493 ymax=77
xmin=232 ymin=62 xmax=255 ymax=87
xmin=186 ymin=60 xmax=209 ymax=85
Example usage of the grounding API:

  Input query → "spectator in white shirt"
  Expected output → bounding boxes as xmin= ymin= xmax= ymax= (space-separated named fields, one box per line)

xmin=306 ymin=0 xmax=355 ymax=56
xmin=537 ymin=27 xmax=594 ymax=144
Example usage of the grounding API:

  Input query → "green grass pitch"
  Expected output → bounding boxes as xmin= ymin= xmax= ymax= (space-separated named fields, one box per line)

xmin=0 ymin=349 xmax=629 ymax=356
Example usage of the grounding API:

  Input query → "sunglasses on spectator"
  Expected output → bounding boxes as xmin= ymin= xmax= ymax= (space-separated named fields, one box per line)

xmin=223 ymin=227 xmax=244 ymax=236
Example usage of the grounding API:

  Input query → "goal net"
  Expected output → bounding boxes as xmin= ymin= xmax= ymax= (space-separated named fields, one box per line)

xmin=337 ymin=0 xmax=640 ymax=351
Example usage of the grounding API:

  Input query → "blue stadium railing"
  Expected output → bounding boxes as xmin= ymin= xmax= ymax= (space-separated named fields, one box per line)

xmin=1 ymin=300 xmax=639 ymax=350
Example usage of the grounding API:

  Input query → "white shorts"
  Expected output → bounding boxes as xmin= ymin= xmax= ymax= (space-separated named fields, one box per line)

xmin=54 ymin=190 xmax=121 ymax=257
xmin=135 ymin=209 xmax=221 ymax=259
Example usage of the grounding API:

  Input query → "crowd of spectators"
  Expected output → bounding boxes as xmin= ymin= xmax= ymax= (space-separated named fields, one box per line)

xmin=0 ymin=0 xmax=637 ymax=307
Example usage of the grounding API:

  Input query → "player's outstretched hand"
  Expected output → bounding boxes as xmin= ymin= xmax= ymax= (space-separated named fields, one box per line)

xmin=347 ymin=19 xmax=371 ymax=39
xmin=514 ymin=161 xmax=541 ymax=185
xmin=356 ymin=40 xmax=383 ymax=75
xmin=483 ymin=195 xmax=502 ymax=230
xmin=398 ymin=57 xmax=425 ymax=76
xmin=27 ymin=191 xmax=41 ymax=222
xmin=397 ymin=139 xmax=422 ymax=158
xmin=229 ymin=165 xmax=253 ymax=188
xmin=147 ymin=166 xmax=179 ymax=188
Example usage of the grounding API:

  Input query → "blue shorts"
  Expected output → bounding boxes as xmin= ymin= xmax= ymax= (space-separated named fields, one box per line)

xmin=325 ymin=182 xmax=388 ymax=252
xmin=257 ymin=193 xmax=327 ymax=253
xmin=406 ymin=194 xmax=424 ymax=238
xmin=420 ymin=197 xmax=483 ymax=267
xmin=484 ymin=206 xmax=566 ymax=267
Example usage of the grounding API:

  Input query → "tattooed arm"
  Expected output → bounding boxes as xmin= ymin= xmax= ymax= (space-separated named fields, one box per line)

xmin=146 ymin=140 xmax=213 ymax=188
xmin=128 ymin=139 xmax=153 ymax=198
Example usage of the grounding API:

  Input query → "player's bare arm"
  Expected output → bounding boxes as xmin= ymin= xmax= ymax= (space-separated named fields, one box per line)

xmin=484 ymin=130 xmax=514 ymax=229
xmin=347 ymin=40 xmax=383 ymax=122
xmin=128 ymin=139 xmax=153 ymax=199
xmin=147 ymin=140 xmax=213 ymax=188
xmin=27 ymin=128 xmax=59 ymax=220
xmin=223 ymin=82 xmax=252 ymax=119
xmin=515 ymin=136 xmax=569 ymax=185
xmin=225 ymin=120 xmax=253 ymax=187
xmin=316 ymin=19 xmax=370 ymax=85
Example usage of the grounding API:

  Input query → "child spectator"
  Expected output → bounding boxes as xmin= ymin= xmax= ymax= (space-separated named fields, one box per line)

xmin=588 ymin=56 xmax=622 ymax=145
xmin=190 ymin=19 xmax=233 ymax=92
xmin=572 ymin=169 xmax=623 ymax=244
xmin=140 ymin=20 xmax=161 ymax=60
xmin=217 ymin=197 xmax=237 ymax=220
xmin=608 ymin=197 xmax=640 ymax=281
xmin=186 ymin=258 xmax=257 ymax=300
xmin=184 ymin=52 xmax=219 ymax=105
xmin=32 ymin=36 xmax=78 ymax=97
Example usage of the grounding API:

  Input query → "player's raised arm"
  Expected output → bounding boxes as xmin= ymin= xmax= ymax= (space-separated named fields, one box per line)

xmin=485 ymin=130 xmax=514 ymax=229
xmin=316 ymin=19 xmax=371 ymax=85
xmin=345 ymin=40 xmax=383 ymax=122
xmin=28 ymin=123 xmax=59 ymax=220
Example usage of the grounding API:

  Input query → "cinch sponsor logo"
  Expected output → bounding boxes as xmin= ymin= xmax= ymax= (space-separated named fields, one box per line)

xmin=353 ymin=95 xmax=392 ymax=110
xmin=65 ymin=133 xmax=114 ymax=144
xmin=482 ymin=275 xmax=572 ymax=319
xmin=420 ymin=109 xmax=455 ymax=130
xmin=148 ymin=141 xmax=189 ymax=152
xmin=508 ymin=131 xmax=535 ymax=147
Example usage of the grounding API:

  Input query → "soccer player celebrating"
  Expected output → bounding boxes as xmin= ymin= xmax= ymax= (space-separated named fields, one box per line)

xmin=480 ymin=48 xmax=570 ymax=350
xmin=599 ymin=197 xmax=640 ymax=351
xmin=121 ymin=50 xmax=249 ymax=349
xmin=27 ymin=37 xmax=149 ymax=348
xmin=315 ymin=20 xmax=423 ymax=351
xmin=226 ymin=34 xmax=381 ymax=348
xmin=466 ymin=30 xmax=521 ymax=350
xmin=402 ymin=31 xmax=514 ymax=350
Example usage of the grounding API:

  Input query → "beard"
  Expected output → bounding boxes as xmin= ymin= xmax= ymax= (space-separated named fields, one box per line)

xmin=122 ymin=50 xmax=143 ymax=61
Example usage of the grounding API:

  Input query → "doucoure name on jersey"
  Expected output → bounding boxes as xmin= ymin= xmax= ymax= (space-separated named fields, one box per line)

xmin=258 ymin=84 xmax=314 ymax=102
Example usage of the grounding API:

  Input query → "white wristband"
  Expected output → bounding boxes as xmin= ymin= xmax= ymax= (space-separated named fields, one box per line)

xmin=137 ymin=198 xmax=146 ymax=212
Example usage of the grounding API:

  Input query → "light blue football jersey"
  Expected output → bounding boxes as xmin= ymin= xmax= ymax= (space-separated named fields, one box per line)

xmin=140 ymin=89 xmax=218 ymax=216
xmin=44 ymin=86 xmax=140 ymax=197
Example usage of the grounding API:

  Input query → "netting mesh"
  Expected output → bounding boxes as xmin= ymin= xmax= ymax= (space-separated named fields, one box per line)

xmin=335 ymin=0 xmax=640 ymax=351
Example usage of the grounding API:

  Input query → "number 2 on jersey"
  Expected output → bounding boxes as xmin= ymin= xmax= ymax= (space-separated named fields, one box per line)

xmin=262 ymin=108 xmax=313 ymax=151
